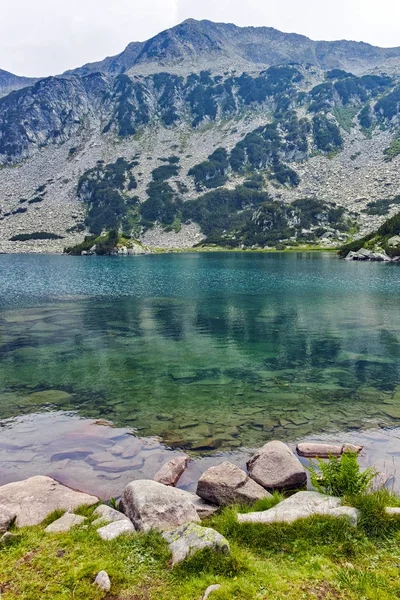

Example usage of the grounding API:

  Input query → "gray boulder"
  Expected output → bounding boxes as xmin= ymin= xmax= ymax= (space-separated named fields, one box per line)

xmin=237 ymin=491 xmax=359 ymax=525
xmin=94 ymin=571 xmax=111 ymax=592
xmin=162 ymin=522 xmax=230 ymax=565
xmin=176 ymin=490 xmax=219 ymax=519
xmin=197 ymin=461 xmax=271 ymax=506
xmin=92 ymin=504 xmax=130 ymax=528
xmin=45 ymin=513 xmax=87 ymax=533
xmin=247 ymin=441 xmax=307 ymax=491
xmin=0 ymin=476 xmax=98 ymax=527
xmin=153 ymin=455 xmax=189 ymax=486
xmin=97 ymin=519 xmax=135 ymax=540
xmin=120 ymin=480 xmax=200 ymax=532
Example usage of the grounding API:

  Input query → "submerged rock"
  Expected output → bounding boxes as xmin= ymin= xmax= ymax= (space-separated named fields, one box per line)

xmin=237 ymin=491 xmax=359 ymax=525
xmin=120 ymin=480 xmax=200 ymax=532
xmin=247 ymin=440 xmax=307 ymax=491
xmin=0 ymin=476 xmax=98 ymax=527
xmin=162 ymin=522 xmax=230 ymax=565
xmin=197 ymin=461 xmax=271 ymax=506
xmin=45 ymin=513 xmax=86 ymax=533
xmin=153 ymin=455 xmax=189 ymax=486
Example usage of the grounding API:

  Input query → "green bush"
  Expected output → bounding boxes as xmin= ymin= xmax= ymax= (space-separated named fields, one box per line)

xmin=10 ymin=232 xmax=64 ymax=242
xmin=309 ymin=451 xmax=376 ymax=497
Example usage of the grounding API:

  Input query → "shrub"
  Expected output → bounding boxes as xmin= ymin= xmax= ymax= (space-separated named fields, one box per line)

xmin=10 ymin=232 xmax=64 ymax=241
xmin=308 ymin=451 xmax=376 ymax=497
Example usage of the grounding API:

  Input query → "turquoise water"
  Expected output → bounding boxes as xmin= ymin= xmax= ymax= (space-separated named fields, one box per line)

xmin=0 ymin=252 xmax=399 ymax=455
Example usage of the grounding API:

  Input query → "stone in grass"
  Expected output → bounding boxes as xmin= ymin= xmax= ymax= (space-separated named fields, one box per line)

xmin=153 ymin=455 xmax=189 ymax=486
xmin=92 ymin=504 xmax=131 ymax=528
xmin=1 ymin=531 xmax=18 ymax=546
xmin=45 ymin=513 xmax=87 ymax=533
xmin=385 ymin=507 xmax=400 ymax=516
xmin=97 ymin=519 xmax=135 ymax=540
xmin=162 ymin=523 xmax=230 ymax=565
xmin=197 ymin=461 xmax=271 ymax=507
xmin=237 ymin=491 xmax=359 ymax=525
xmin=247 ymin=441 xmax=307 ymax=491
xmin=94 ymin=570 xmax=111 ymax=592
xmin=0 ymin=476 xmax=98 ymax=527
xmin=176 ymin=490 xmax=219 ymax=520
xmin=120 ymin=480 xmax=200 ymax=532
xmin=203 ymin=584 xmax=222 ymax=599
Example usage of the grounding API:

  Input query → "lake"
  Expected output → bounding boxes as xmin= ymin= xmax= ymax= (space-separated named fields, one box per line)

xmin=0 ymin=252 xmax=399 ymax=496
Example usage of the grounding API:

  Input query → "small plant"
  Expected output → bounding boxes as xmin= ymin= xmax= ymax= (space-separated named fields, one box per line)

xmin=308 ymin=450 xmax=376 ymax=497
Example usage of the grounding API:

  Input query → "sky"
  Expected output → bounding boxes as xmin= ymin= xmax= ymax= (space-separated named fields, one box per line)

xmin=1 ymin=0 xmax=400 ymax=77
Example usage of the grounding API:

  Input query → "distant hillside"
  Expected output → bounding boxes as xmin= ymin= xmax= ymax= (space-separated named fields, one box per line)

xmin=0 ymin=20 xmax=400 ymax=253
xmin=65 ymin=19 xmax=400 ymax=77
xmin=0 ymin=69 xmax=36 ymax=97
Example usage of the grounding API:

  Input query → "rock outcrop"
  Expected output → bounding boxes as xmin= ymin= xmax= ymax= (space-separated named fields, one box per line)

xmin=247 ymin=441 xmax=307 ymax=491
xmin=237 ymin=491 xmax=359 ymax=525
xmin=45 ymin=513 xmax=87 ymax=533
xmin=0 ymin=476 xmax=98 ymax=527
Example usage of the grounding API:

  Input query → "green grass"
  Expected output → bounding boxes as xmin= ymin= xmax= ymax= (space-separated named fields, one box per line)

xmin=2 ymin=491 xmax=400 ymax=599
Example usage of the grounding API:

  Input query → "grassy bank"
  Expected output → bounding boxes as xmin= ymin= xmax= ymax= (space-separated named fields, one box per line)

xmin=2 ymin=491 xmax=400 ymax=599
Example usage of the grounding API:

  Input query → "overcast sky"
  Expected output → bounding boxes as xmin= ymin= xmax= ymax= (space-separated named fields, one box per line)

xmin=2 ymin=0 xmax=400 ymax=77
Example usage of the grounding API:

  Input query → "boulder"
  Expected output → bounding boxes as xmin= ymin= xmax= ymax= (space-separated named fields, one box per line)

xmin=197 ymin=461 xmax=271 ymax=506
xmin=387 ymin=236 xmax=400 ymax=247
xmin=1 ymin=531 xmax=18 ymax=546
xmin=162 ymin=522 xmax=230 ymax=565
xmin=45 ymin=513 xmax=86 ymax=533
xmin=0 ymin=506 xmax=15 ymax=532
xmin=92 ymin=504 xmax=131 ymax=528
xmin=94 ymin=571 xmax=111 ymax=592
xmin=237 ymin=491 xmax=359 ymax=525
xmin=385 ymin=507 xmax=400 ymax=516
xmin=0 ymin=476 xmax=99 ymax=527
xmin=153 ymin=455 xmax=189 ymax=486
xmin=247 ymin=441 xmax=307 ymax=491
xmin=97 ymin=519 xmax=135 ymax=540
xmin=120 ymin=480 xmax=200 ymax=532
xmin=296 ymin=442 xmax=363 ymax=458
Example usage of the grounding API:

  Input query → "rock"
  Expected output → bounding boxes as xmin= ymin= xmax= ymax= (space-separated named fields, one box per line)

xmin=162 ymin=522 xmax=230 ymax=565
xmin=197 ymin=461 xmax=271 ymax=506
xmin=387 ymin=236 xmax=400 ymax=247
xmin=237 ymin=491 xmax=359 ymax=525
xmin=296 ymin=442 xmax=363 ymax=458
xmin=247 ymin=441 xmax=307 ymax=491
xmin=385 ymin=507 xmax=400 ymax=516
xmin=0 ymin=476 xmax=98 ymax=527
xmin=0 ymin=506 xmax=16 ymax=532
xmin=203 ymin=584 xmax=222 ymax=600
xmin=97 ymin=519 xmax=136 ymax=540
xmin=45 ymin=513 xmax=87 ymax=533
xmin=94 ymin=570 xmax=111 ymax=592
xmin=1 ymin=531 xmax=18 ymax=546
xmin=153 ymin=455 xmax=189 ymax=486
xmin=120 ymin=480 xmax=200 ymax=532
xmin=92 ymin=504 xmax=130 ymax=527
xmin=180 ymin=492 xmax=219 ymax=519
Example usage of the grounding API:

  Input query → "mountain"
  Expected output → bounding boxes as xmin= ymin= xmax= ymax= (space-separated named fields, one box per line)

xmin=0 ymin=19 xmax=400 ymax=254
xmin=65 ymin=19 xmax=400 ymax=77
xmin=0 ymin=69 xmax=37 ymax=97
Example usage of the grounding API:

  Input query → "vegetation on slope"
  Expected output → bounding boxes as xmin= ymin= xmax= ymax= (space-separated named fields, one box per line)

xmin=339 ymin=211 xmax=400 ymax=257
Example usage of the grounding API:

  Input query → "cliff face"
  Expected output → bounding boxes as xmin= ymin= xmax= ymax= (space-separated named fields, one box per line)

xmin=0 ymin=20 xmax=400 ymax=253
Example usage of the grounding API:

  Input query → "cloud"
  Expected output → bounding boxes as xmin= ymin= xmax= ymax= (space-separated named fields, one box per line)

xmin=1 ymin=0 xmax=399 ymax=77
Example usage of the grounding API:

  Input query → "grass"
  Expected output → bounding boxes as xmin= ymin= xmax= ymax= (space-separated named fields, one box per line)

xmin=2 ymin=491 xmax=400 ymax=599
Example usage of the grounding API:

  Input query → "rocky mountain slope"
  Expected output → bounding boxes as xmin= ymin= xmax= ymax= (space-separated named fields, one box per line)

xmin=0 ymin=69 xmax=36 ymax=97
xmin=0 ymin=20 xmax=400 ymax=253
